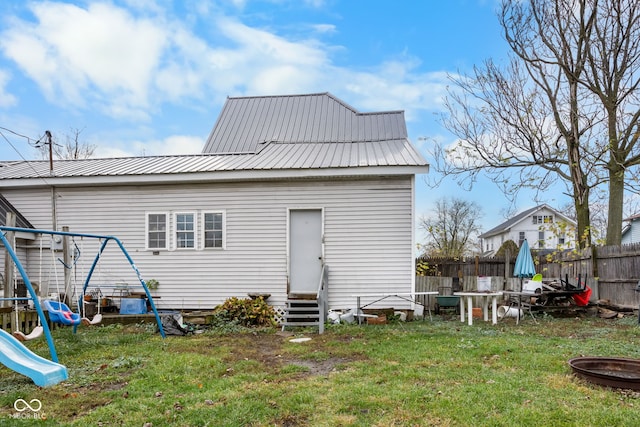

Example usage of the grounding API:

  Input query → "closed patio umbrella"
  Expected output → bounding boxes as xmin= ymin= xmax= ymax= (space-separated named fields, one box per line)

xmin=513 ymin=239 xmax=536 ymax=290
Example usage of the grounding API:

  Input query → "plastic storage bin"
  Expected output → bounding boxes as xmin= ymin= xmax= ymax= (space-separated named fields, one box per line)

xmin=120 ymin=298 xmax=147 ymax=314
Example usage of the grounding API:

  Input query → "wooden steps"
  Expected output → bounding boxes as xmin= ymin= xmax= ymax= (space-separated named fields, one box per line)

xmin=281 ymin=299 xmax=320 ymax=331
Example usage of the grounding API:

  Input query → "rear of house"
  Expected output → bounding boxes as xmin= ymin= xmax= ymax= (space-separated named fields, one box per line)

xmin=0 ymin=93 xmax=428 ymax=313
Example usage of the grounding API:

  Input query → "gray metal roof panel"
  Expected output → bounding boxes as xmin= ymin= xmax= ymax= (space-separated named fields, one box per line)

xmin=202 ymin=93 xmax=407 ymax=154
xmin=0 ymin=139 xmax=426 ymax=181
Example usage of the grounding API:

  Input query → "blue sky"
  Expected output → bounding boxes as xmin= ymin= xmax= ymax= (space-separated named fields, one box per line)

xmin=0 ymin=0 xmax=561 ymax=237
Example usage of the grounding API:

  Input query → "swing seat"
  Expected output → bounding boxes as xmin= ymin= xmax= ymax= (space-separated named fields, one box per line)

xmin=81 ymin=313 xmax=102 ymax=326
xmin=43 ymin=300 xmax=82 ymax=326
xmin=13 ymin=326 xmax=44 ymax=342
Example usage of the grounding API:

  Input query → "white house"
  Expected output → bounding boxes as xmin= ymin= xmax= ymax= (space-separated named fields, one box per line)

xmin=0 ymin=93 xmax=429 ymax=314
xmin=478 ymin=204 xmax=576 ymax=256
xmin=621 ymin=213 xmax=640 ymax=244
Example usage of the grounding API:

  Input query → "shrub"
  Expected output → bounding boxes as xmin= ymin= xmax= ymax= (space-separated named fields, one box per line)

xmin=496 ymin=239 xmax=519 ymax=257
xmin=212 ymin=297 xmax=276 ymax=327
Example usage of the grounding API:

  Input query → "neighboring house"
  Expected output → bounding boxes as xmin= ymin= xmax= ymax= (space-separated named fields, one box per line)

xmin=478 ymin=204 xmax=576 ymax=256
xmin=0 ymin=92 xmax=429 ymax=312
xmin=621 ymin=213 xmax=640 ymax=244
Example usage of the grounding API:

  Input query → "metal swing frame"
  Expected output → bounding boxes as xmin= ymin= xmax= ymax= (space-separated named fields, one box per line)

xmin=0 ymin=226 xmax=166 ymax=363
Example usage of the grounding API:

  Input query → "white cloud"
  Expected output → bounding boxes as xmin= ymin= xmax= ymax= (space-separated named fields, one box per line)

xmin=217 ymin=19 xmax=328 ymax=67
xmin=304 ymin=0 xmax=326 ymax=7
xmin=312 ymin=24 xmax=336 ymax=34
xmin=1 ymin=2 xmax=167 ymax=118
xmin=0 ymin=70 xmax=17 ymax=108
xmin=0 ymin=1 xmax=451 ymax=153
xmin=0 ymin=2 xmax=340 ymax=118
xmin=95 ymin=135 xmax=204 ymax=158
xmin=338 ymin=61 xmax=450 ymax=121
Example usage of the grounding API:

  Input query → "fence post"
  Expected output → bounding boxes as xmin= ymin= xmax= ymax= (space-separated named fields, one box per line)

xmin=590 ymin=245 xmax=598 ymax=279
xmin=504 ymin=249 xmax=510 ymax=288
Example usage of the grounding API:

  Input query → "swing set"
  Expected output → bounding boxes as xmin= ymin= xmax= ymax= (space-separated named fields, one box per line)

xmin=42 ymin=234 xmax=104 ymax=329
xmin=1 ymin=226 xmax=166 ymax=364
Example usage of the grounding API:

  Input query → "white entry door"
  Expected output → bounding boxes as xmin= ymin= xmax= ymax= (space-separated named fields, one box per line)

xmin=289 ymin=209 xmax=323 ymax=296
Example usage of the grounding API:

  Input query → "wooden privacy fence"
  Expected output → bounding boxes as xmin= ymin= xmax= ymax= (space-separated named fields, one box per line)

xmin=417 ymin=242 xmax=640 ymax=308
xmin=416 ymin=256 xmax=513 ymax=278
xmin=0 ymin=307 xmax=46 ymax=333
xmin=414 ymin=275 xmax=525 ymax=310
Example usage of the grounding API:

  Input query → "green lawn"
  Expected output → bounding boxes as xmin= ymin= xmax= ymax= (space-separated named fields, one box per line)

xmin=1 ymin=315 xmax=639 ymax=426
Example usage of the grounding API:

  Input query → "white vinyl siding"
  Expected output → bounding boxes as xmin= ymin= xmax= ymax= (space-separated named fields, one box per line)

xmin=1 ymin=177 xmax=415 ymax=311
xmin=622 ymin=220 xmax=640 ymax=244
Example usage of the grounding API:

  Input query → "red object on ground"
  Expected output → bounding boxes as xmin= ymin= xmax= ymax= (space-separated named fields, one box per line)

xmin=573 ymin=286 xmax=592 ymax=306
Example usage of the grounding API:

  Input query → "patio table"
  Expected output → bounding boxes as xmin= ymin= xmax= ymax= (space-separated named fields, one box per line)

xmin=352 ymin=292 xmax=438 ymax=323
xmin=453 ymin=292 xmax=503 ymax=326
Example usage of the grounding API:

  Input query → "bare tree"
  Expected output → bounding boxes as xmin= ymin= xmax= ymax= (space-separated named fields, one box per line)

xmin=38 ymin=128 xmax=96 ymax=160
xmin=433 ymin=0 xmax=640 ymax=247
xmin=419 ymin=197 xmax=483 ymax=257
xmin=581 ymin=1 xmax=640 ymax=244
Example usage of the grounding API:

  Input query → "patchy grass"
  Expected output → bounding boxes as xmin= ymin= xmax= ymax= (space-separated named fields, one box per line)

xmin=1 ymin=316 xmax=639 ymax=426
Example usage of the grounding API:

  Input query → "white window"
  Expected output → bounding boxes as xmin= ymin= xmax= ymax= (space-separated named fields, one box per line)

xmin=203 ymin=212 xmax=224 ymax=249
xmin=519 ymin=232 xmax=525 ymax=247
xmin=538 ymin=231 xmax=545 ymax=248
xmin=175 ymin=213 xmax=196 ymax=249
xmin=533 ymin=215 xmax=554 ymax=224
xmin=146 ymin=213 xmax=168 ymax=250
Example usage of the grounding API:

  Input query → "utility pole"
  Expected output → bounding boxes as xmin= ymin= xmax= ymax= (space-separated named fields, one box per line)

xmin=45 ymin=130 xmax=57 ymax=230
xmin=46 ymin=130 xmax=53 ymax=174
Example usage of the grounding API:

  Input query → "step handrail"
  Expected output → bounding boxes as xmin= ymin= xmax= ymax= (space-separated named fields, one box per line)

xmin=316 ymin=264 xmax=328 ymax=334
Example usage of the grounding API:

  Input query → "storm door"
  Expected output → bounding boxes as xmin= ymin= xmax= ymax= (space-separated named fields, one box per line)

xmin=288 ymin=209 xmax=323 ymax=296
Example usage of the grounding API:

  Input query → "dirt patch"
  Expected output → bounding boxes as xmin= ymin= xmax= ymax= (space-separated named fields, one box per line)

xmin=220 ymin=332 xmax=366 ymax=377
xmin=285 ymin=357 xmax=353 ymax=376
xmin=84 ymin=381 xmax=128 ymax=392
xmin=267 ymin=413 xmax=309 ymax=427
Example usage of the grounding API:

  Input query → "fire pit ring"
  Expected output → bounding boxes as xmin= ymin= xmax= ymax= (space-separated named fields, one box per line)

xmin=568 ymin=357 xmax=640 ymax=390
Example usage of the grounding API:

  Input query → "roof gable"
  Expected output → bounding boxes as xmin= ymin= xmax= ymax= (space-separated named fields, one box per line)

xmin=624 ymin=213 xmax=640 ymax=222
xmin=202 ymin=92 xmax=408 ymax=154
xmin=479 ymin=204 xmax=575 ymax=238
xmin=0 ymin=194 xmax=33 ymax=228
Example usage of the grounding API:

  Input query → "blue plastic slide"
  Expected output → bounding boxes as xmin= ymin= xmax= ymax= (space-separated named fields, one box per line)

xmin=0 ymin=329 xmax=68 ymax=387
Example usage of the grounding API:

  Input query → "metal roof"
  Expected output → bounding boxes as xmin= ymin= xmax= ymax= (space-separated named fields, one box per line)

xmin=202 ymin=92 xmax=408 ymax=154
xmin=0 ymin=140 xmax=426 ymax=181
xmin=0 ymin=93 xmax=428 ymax=186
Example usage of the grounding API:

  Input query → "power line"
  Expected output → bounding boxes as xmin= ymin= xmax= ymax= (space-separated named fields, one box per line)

xmin=0 ymin=127 xmax=52 ymax=185
xmin=0 ymin=128 xmax=33 ymax=162
xmin=0 ymin=126 xmax=37 ymax=144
